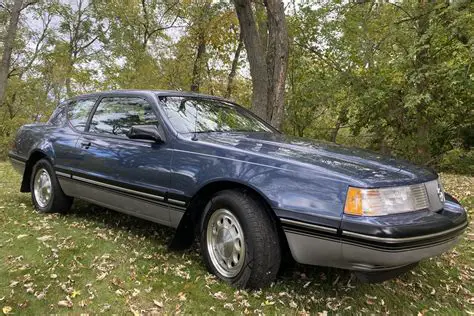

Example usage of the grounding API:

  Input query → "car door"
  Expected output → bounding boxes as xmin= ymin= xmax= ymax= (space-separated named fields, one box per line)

xmin=73 ymin=95 xmax=175 ymax=226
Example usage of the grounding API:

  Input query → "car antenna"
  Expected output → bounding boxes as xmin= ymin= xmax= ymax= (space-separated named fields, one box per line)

xmin=191 ymin=100 xmax=198 ymax=141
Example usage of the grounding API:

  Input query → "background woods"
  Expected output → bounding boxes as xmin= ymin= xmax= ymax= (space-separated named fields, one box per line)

xmin=0 ymin=0 xmax=472 ymax=173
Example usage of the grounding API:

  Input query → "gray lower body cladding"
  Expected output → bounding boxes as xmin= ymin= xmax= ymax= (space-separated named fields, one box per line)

xmin=282 ymin=218 xmax=466 ymax=272
xmin=56 ymin=172 xmax=185 ymax=228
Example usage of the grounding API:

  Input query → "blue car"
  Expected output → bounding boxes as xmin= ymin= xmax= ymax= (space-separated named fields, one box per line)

xmin=9 ymin=90 xmax=468 ymax=288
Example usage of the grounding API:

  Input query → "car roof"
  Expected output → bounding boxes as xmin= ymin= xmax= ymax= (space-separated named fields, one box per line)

xmin=71 ymin=90 xmax=229 ymax=101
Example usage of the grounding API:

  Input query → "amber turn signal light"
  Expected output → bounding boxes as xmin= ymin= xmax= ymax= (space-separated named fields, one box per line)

xmin=344 ymin=187 xmax=364 ymax=216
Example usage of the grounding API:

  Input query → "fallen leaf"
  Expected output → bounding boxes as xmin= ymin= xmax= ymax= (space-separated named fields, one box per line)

xmin=57 ymin=300 xmax=72 ymax=308
xmin=100 ymin=303 xmax=111 ymax=312
xmin=223 ymin=303 xmax=234 ymax=311
xmin=211 ymin=291 xmax=227 ymax=300
xmin=96 ymin=272 xmax=107 ymax=280
xmin=71 ymin=290 xmax=81 ymax=298
xmin=153 ymin=300 xmax=163 ymax=308
xmin=37 ymin=235 xmax=53 ymax=242
xmin=130 ymin=305 xmax=140 ymax=316
xmin=178 ymin=292 xmax=186 ymax=301
xmin=2 ymin=306 xmax=12 ymax=315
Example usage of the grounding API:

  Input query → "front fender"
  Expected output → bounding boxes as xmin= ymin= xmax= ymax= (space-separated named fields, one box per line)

xmin=171 ymin=146 xmax=348 ymax=229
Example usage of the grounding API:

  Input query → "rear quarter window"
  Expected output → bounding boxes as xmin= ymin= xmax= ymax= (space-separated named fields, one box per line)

xmin=48 ymin=102 xmax=68 ymax=126
xmin=67 ymin=98 xmax=97 ymax=131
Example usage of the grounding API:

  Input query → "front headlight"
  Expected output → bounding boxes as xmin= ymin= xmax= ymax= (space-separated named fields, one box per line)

xmin=344 ymin=183 xmax=430 ymax=216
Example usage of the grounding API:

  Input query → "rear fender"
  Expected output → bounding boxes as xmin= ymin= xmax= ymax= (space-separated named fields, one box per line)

xmin=21 ymin=142 xmax=56 ymax=192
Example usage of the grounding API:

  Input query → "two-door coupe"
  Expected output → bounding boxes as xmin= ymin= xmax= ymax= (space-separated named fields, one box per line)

xmin=9 ymin=90 xmax=468 ymax=288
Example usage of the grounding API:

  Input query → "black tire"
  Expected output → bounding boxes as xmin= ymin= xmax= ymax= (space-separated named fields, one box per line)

xmin=30 ymin=159 xmax=73 ymax=213
xmin=200 ymin=189 xmax=281 ymax=289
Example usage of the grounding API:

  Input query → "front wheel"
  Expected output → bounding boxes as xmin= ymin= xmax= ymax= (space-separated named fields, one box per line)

xmin=30 ymin=159 xmax=73 ymax=213
xmin=200 ymin=190 xmax=281 ymax=289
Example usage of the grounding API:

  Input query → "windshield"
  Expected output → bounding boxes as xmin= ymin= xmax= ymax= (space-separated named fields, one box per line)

xmin=158 ymin=96 xmax=275 ymax=134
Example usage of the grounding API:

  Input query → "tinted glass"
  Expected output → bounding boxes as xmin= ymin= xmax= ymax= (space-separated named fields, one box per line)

xmin=48 ymin=102 xmax=67 ymax=126
xmin=67 ymin=98 xmax=97 ymax=131
xmin=89 ymin=97 xmax=158 ymax=137
xmin=159 ymin=96 xmax=274 ymax=133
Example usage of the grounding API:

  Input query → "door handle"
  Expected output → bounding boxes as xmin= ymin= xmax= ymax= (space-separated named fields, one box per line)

xmin=80 ymin=141 xmax=91 ymax=149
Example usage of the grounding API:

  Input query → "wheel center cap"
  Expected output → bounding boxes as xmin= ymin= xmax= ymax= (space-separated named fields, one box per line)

xmin=216 ymin=228 xmax=234 ymax=258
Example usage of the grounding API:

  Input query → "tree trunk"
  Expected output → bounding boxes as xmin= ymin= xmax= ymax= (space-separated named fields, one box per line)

xmin=6 ymin=91 xmax=18 ymax=119
xmin=234 ymin=0 xmax=270 ymax=120
xmin=264 ymin=0 xmax=289 ymax=128
xmin=330 ymin=122 xmax=341 ymax=143
xmin=65 ymin=44 xmax=75 ymax=97
xmin=233 ymin=0 xmax=288 ymax=129
xmin=0 ymin=0 xmax=24 ymax=108
xmin=225 ymin=33 xmax=244 ymax=98
xmin=206 ymin=61 xmax=214 ymax=95
xmin=330 ymin=108 xmax=348 ymax=143
xmin=65 ymin=69 xmax=73 ymax=97
xmin=413 ymin=0 xmax=433 ymax=164
xmin=190 ymin=34 xmax=207 ymax=93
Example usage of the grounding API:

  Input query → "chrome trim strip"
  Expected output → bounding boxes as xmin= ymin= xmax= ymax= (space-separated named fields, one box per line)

xmin=56 ymin=171 xmax=70 ymax=178
xmin=280 ymin=218 xmax=338 ymax=234
xmin=72 ymin=175 xmax=165 ymax=201
xmin=167 ymin=198 xmax=186 ymax=206
xmin=274 ymin=209 xmax=340 ymax=221
xmin=342 ymin=222 xmax=467 ymax=244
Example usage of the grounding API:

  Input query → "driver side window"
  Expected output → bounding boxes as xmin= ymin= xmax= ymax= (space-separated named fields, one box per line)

xmin=89 ymin=97 xmax=158 ymax=137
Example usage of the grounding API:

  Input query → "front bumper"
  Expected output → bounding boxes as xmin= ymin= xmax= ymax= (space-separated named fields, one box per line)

xmin=282 ymin=194 xmax=468 ymax=272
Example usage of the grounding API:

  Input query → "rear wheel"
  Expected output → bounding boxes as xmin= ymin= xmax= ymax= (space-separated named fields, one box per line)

xmin=200 ymin=189 xmax=281 ymax=289
xmin=30 ymin=159 xmax=73 ymax=213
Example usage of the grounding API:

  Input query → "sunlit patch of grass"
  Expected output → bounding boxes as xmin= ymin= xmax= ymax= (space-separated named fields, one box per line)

xmin=0 ymin=162 xmax=472 ymax=314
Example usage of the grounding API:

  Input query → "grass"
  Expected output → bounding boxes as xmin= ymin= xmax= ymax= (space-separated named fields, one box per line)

xmin=0 ymin=161 xmax=472 ymax=315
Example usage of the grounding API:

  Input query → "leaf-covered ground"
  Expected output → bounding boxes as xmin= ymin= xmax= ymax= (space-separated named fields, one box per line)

xmin=0 ymin=162 xmax=472 ymax=315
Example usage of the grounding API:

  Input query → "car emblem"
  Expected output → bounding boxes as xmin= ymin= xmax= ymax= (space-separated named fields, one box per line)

xmin=437 ymin=183 xmax=445 ymax=203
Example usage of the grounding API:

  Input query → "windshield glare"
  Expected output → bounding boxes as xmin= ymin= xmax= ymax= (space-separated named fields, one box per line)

xmin=158 ymin=96 xmax=274 ymax=134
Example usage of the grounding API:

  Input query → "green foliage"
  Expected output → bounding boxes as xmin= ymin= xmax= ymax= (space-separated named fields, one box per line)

xmin=0 ymin=0 xmax=471 ymax=172
xmin=439 ymin=148 xmax=474 ymax=175
xmin=286 ymin=0 xmax=473 ymax=169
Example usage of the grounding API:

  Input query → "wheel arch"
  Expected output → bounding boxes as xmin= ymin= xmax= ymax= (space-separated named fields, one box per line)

xmin=169 ymin=180 xmax=289 ymax=254
xmin=21 ymin=150 xmax=51 ymax=192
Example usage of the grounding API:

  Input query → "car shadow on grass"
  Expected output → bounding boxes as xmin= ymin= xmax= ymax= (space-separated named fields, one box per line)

xmin=63 ymin=200 xmax=358 ymax=290
xmin=66 ymin=199 xmax=176 ymax=243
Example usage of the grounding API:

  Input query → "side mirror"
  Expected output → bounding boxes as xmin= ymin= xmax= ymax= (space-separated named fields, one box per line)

xmin=127 ymin=125 xmax=164 ymax=143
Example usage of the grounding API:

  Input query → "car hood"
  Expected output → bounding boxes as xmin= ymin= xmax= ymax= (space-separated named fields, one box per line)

xmin=195 ymin=132 xmax=437 ymax=187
